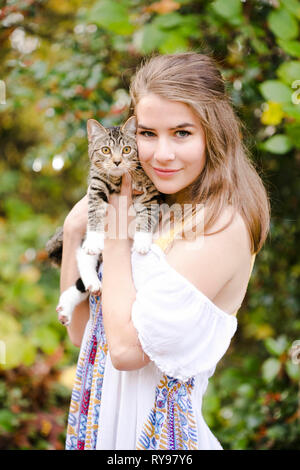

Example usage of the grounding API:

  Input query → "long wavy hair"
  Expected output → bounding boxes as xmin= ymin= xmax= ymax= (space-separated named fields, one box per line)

xmin=129 ymin=52 xmax=270 ymax=254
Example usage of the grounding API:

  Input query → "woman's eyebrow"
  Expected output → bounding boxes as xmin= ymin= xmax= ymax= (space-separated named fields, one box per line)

xmin=170 ymin=123 xmax=196 ymax=129
xmin=137 ymin=124 xmax=154 ymax=129
xmin=137 ymin=123 xmax=196 ymax=130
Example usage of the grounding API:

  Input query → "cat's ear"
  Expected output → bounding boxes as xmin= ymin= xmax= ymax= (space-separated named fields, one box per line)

xmin=87 ymin=119 xmax=108 ymax=141
xmin=121 ymin=116 xmax=136 ymax=136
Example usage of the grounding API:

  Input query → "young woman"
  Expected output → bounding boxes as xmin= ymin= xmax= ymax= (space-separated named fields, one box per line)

xmin=62 ymin=53 xmax=270 ymax=450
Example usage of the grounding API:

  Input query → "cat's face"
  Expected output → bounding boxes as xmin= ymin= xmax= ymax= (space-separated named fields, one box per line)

xmin=87 ymin=117 xmax=138 ymax=177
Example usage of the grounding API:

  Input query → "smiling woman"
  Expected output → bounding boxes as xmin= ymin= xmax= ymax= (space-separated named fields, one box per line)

xmin=136 ymin=94 xmax=207 ymax=200
xmin=62 ymin=52 xmax=270 ymax=450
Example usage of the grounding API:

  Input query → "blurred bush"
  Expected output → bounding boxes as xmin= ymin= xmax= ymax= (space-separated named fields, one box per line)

xmin=0 ymin=0 xmax=299 ymax=449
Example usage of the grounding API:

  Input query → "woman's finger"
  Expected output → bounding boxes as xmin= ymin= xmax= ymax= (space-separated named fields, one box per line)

xmin=120 ymin=173 xmax=132 ymax=196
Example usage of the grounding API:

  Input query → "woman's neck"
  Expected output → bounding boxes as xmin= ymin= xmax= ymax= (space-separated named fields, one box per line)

xmin=164 ymin=188 xmax=192 ymax=207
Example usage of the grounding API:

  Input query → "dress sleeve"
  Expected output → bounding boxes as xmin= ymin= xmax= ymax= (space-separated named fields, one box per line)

xmin=131 ymin=255 xmax=237 ymax=382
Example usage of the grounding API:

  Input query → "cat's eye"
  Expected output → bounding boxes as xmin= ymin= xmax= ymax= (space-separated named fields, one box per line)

xmin=122 ymin=146 xmax=131 ymax=154
xmin=101 ymin=146 xmax=111 ymax=155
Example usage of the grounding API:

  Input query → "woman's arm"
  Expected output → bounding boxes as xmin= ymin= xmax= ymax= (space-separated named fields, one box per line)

xmin=102 ymin=200 xmax=251 ymax=372
xmin=60 ymin=195 xmax=90 ymax=347
xmin=101 ymin=174 xmax=150 ymax=371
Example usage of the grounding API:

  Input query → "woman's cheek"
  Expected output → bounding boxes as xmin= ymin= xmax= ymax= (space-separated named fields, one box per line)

xmin=137 ymin=140 xmax=152 ymax=163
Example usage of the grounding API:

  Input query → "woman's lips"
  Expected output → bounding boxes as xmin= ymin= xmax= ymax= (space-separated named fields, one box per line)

xmin=153 ymin=167 xmax=181 ymax=177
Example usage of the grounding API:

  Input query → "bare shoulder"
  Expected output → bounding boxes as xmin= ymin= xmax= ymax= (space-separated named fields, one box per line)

xmin=165 ymin=206 xmax=253 ymax=311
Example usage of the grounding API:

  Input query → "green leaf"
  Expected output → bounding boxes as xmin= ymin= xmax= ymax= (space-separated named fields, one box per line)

xmin=158 ymin=33 xmax=189 ymax=54
xmin=3 ymin=197 xmax=34 ymax=222
xmin=262 ymin=358 xmax=281 ymax=382
xmin=283 ymin=102 xmax=300 ymax=119
xmin=32 ymin=325 xmax=61 ymax=355
xmin=259 ymin=80 xmax=292 ymax=103
xmin=2 ymin=334 xmax=29 ymax=369
xmin=285 ymin=122 xmax=300 ymax=147
xmin=280 ymin=0 xmax=300 ymax=19
xmin=262 ymin=135 xmax=293 ymax=154
xmin=139 ymin=23 xmax=167 ymax=54
xmin=277 ymin=38 xmax=300 ymax=57
xmin=277 ymin=61 xmax=300 ymax=86
xmin=266 ymin=424 xmax=286 ymax=440
xmin=250 ymin=37 xmax=270 ymax=55
xmin=0 ymin=170 xmax=20 ymax=195
xmin=237 ymin=383 xmax=255 ymax=399
xmin=0 ymin=313 xmax=21 ymax=336
xmin=0 ymin=409 xmax=17 ymax=432
xmin=86 ymin=0 xmax=134 ymax=35
xmin=21 ymin=340 xmax=36 ymax=366
xmin=153 ymin=12 xmax=182 ymax=30
xmin=212 ymin=0 xmax=243 ymax=25
xmin=264 ymin=335 xmax=288 ymax=356
xmin=285 ymin=360 xmax=300 ymax=380
xmin=268 ymin=8 xmax=299 ymax=40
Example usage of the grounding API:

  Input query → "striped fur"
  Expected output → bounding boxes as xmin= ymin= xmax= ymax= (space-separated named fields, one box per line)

xmin=86 ymin=117 xmax=160 ymax=235
xmin=46 ymin=117 xmax=161 ymax=326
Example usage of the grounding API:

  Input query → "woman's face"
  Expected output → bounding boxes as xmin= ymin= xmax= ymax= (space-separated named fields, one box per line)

xmin=136 ymin=93 xmax=206 ymax=202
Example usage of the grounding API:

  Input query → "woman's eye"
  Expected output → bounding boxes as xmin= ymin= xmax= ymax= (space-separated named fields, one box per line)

xmin=101 ymin=146 xmax=111 ymax=154
xmin=122 ymin=146 xmax=131 ymax=154
xmin=175 ymin=130 xmax=191 ymax=137
xmin=139 ymin=131 xmax=155 ymax=137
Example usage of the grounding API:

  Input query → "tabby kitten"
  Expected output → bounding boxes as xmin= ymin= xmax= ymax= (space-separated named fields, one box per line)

xmin=46 ymin=116 xmax=161 ymax=326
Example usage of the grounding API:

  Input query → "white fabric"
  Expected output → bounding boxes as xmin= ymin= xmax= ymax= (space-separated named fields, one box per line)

xmin=94 ymin=243 xmax=238 ymax=450
xmin=132 ymin=244 xmax=237 ymax=382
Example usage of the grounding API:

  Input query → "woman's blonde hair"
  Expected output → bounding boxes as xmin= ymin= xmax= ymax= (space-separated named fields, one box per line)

xmin=129 ymin=52 xmax=270 ymax=254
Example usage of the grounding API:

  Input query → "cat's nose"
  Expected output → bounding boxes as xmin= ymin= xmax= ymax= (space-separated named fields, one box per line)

xmin=114 ymin=161 xmax=121 ymax=166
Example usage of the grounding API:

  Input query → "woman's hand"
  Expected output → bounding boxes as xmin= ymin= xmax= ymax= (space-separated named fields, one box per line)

xmin=63 ymin=193 xmax=88 ymax=239
xmin=101 ymin=173 xmax=149 ymax=371
xmin=106 ymin=173 xmax=136 ymax=242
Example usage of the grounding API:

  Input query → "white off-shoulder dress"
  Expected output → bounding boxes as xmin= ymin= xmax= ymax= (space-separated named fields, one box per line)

xmin=65 ymin=233 xmax=256 ymax=450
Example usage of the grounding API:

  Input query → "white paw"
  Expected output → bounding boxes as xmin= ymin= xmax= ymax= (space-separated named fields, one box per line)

xmin=56 ymin=286 xmax=89 ymax=327
xmin=83 ymin=277 xmax=102 ymax=295
xmin=56 ymin=303 xmax=72 ymax=326
xmin=82 ymin=231 xmax=104 ymax=255
xmin=133 ymin=231 xmax=152 ymax=254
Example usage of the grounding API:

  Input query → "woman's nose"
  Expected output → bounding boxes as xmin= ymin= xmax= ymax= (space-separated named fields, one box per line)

xmin=153 ymin=138 xmax=175 ymax=162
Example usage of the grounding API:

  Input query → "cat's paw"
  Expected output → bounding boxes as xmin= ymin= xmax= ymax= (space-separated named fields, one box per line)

xmin=56 ymin=304 xmax=72 ymax=327
xmin=82 ymin=231 xmax=104 ymax=256
xmin=133 ymin=231 xmax=152 ymax=254
xmin=56 ymin=286 xmax=89 ymax=327
xmin=86 ymin=278 xmax=102 ymax=295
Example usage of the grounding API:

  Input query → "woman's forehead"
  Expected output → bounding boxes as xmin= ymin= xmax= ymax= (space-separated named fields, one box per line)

xmin=136 ymin=94 xmax=200 ymax=129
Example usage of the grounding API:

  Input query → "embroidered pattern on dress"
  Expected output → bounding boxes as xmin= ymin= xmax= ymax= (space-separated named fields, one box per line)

xmin=65 ymin=269 xmax=107 ymax=450
xmin=137 ymin=375 xmax=198 ymax=450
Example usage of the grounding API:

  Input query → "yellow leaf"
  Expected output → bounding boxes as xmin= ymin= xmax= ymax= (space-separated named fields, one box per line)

xmin=254 ymin=324 xmax=275 ymax=340
xmin=41 ymin=419 xmax=52 ymax=437
xmin=261 ymin=101 xmax=284 ymax=125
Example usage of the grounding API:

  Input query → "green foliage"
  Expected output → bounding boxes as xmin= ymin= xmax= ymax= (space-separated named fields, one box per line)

xmin=203 ymin=335 xmax=300 ymax=449
xmin=0 ymin=0 xmax=299 ymax=450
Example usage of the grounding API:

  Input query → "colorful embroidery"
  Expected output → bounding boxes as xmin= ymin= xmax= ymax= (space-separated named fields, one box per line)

xmin=136 ymin=376 xmax=198 ymax=450
xmin=65 ymin=268 xmax=107 ymax=450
